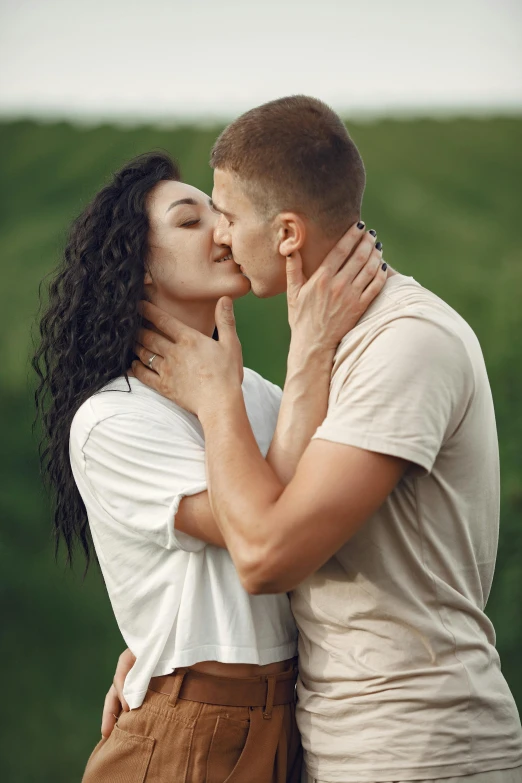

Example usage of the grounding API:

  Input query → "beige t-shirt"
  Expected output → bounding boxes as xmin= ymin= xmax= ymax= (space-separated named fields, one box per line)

xmin=293 ymin=274 xmax=522 ymax=782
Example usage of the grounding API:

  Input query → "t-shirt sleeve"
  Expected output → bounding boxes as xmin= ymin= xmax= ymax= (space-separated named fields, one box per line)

xmin=241 ymin=368 xmax=283 ymax=454
xmin=81 ymin=406 xmax=208 ymax=551
xmin=313 ymin=315 xmax=474 ymax=475
xmin=261 ymin=377 xmax=283 ymax=430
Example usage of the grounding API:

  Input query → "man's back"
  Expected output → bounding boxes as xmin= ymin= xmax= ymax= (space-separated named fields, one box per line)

xmin=293 ymin=274 xmax=522 ymax=781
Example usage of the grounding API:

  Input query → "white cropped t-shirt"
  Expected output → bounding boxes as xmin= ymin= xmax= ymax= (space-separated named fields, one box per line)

xmin=69 ymin=370 xmax=297 ymax=709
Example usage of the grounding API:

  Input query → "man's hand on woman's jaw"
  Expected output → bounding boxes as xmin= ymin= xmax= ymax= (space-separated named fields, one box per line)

xmin=133 ymin=222 xmax=387 ymax=413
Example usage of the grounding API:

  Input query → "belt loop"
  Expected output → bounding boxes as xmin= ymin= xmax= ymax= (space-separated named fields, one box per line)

xmin=263 ymin=674 xmax=276 ymax=720
xmin=168 ymin=668 xmax=187 ymax=708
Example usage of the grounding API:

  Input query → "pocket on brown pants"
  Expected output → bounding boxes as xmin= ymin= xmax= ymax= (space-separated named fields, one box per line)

xmin=82 ymin=723 xmax=155 ymax=783
xmin=206 ymin=715 xmax=250 ymax=783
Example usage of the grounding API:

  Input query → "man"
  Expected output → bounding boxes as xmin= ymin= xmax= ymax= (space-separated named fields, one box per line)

xmin=121 ymin=97 xmax=522 ymax=782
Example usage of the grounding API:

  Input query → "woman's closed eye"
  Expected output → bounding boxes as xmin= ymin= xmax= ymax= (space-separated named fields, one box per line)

xmin=180 ymin=218 xmax=200 ymax=228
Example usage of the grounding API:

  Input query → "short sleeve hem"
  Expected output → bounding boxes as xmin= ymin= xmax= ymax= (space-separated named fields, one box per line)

xmin=75 ymin=399 xmax=210 ymax=551
xmin=312 ymin=427 xmax=434 ymax=476
xmin=166 ymin=482 xmax=208 ymax=552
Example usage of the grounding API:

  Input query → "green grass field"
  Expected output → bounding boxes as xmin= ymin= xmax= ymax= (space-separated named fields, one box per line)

xmin=0 ymin=116 xmax=521 ymax=780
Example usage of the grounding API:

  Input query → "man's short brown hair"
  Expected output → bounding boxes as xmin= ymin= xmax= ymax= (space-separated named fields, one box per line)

xmin=210 ymin=95 xmax=366 ymax=238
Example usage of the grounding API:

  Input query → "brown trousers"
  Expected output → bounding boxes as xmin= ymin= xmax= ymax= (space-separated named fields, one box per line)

xmin=82 ymin=665 xmax=302 ymax=783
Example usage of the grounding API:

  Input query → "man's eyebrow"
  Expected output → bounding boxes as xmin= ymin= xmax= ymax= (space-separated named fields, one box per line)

xmin=165 ymin=198 xmax=198 ymax=213
xmin=210 ymin=198 xmax=232 ymax=218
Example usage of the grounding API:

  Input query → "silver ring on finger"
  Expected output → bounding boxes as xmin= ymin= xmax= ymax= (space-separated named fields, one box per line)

xmin=148 ymin=353 xmax=157 ymax=371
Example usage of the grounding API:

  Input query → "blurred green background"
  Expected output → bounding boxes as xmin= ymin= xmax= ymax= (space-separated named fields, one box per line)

xmin=1 ymin=116 xmax=521 ymax=780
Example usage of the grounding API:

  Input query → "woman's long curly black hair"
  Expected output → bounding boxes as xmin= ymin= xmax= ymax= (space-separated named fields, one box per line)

xmin=33 ymin=152 xmax=181 ymax=570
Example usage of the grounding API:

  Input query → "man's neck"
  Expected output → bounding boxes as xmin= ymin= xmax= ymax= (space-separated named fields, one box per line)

xmin=300 ymin=231 xmax=338 ymax=279
xmin=300 ymin=223 xmax=395 ymax=281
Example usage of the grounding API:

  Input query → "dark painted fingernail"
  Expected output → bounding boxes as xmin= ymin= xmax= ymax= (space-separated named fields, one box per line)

xmin=357 ymin=221 xmax=365 ymax=230
xmin=382 ymin=262 xmax=388 ymax=271
xmin=375 ymin=241 xmax=383 ymax=251
xmin=369 ymin=229 xmax=377 ymax=237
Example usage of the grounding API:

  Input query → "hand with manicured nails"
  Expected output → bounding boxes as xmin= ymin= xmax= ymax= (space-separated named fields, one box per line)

xmin=132 ymin=222 xmax=387 ymax=416
xmin=286 ymin=222 xmax=387 ymax=353
xmin=132 ymin=296 xmax=244 ymax=418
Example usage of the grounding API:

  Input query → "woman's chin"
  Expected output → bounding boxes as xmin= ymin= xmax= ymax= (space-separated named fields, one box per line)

xmin=223 ymin=275 xmax=251 ymax=298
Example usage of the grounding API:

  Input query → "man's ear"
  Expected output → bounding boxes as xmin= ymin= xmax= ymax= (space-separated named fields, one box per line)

xmin=276 ymin=212 xmax=306 ymax=257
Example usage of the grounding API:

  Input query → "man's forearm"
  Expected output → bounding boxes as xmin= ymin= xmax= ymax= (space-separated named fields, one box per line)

xmin=267 ymin=340 xmax=334 ymax=484
xmin=177 ymin=344 xmax=332 ymax=549
xmin=198 ymin=340 xmax=335 ymax=578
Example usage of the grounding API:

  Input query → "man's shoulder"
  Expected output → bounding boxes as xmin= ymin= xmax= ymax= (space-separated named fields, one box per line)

xmin=329 ymin=276 xmax=480 ymax=404
xmin=337 ymin=274 xmax=474 ymax=361
xmin=358 ymin=273 xmax=465 ymax=329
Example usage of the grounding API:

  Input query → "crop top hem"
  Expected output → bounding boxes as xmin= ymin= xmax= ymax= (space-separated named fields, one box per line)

xmin=124 ymin=639 xmax=299 ymax=709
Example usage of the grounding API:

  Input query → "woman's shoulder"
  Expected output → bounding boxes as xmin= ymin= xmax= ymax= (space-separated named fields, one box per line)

xmin=241 ymin=369 xmax=283 ymax=446
xmin=70 ymin=375 xmax=201 ymax=450
xmin=242 ymin=368 xmax=282 ymax=408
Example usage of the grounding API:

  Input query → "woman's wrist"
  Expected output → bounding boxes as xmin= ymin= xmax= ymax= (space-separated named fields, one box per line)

xmin=197 ymin=382 xmax=245 ymax=429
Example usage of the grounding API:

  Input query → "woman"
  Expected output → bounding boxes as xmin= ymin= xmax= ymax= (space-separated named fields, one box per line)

xmin=34 ymin=152 xmax=383 ymax=782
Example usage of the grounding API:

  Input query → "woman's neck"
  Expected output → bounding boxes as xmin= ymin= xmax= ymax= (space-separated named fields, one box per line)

xmin=146 ymin=294 xmax=216 ymax=337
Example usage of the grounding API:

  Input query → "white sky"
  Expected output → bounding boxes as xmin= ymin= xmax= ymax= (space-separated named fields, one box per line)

xmin=0 ymin=0 xmax=521 ymax=121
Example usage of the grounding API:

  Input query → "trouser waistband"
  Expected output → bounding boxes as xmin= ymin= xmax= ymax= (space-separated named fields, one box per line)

xmin=148 ymin=661 xmax=298 ymax=719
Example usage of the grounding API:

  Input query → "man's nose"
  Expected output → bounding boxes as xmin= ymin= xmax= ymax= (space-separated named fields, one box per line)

xmin=213 ymin=214 xmax=230 ymax=247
